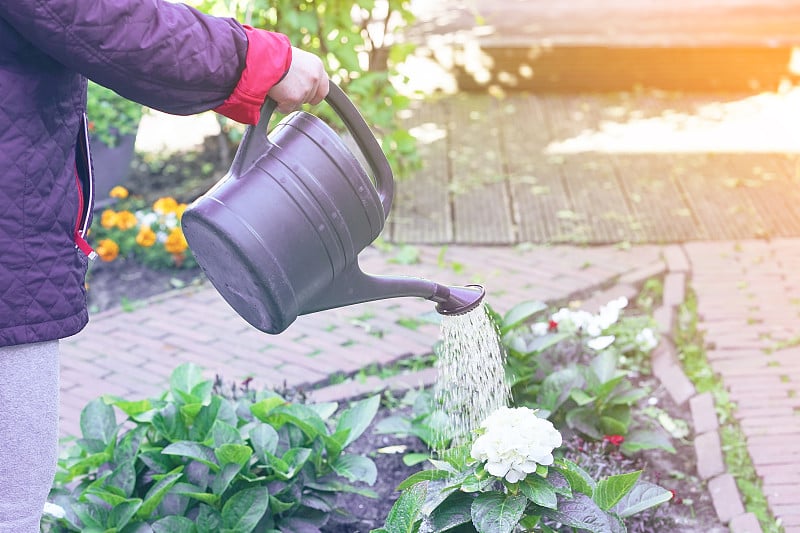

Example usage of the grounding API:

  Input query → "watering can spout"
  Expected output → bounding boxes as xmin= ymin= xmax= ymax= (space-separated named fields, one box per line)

xmin=431 ymin=283 xmax=486 ymax=316
xmin=301 ymin=265 xmax=485 ymax=318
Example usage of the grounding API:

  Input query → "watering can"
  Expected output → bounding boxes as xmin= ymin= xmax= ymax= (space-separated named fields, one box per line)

xmin=182 ymin=82 xmax=484 ymax=335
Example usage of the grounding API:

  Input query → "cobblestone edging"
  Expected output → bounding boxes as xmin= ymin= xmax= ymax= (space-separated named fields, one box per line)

xmin=654 ymin=245 xmax=762 ymax=533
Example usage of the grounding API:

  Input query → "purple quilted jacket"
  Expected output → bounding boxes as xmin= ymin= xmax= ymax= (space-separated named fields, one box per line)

xmin=0 ymin=0 xmax=291 ymax=347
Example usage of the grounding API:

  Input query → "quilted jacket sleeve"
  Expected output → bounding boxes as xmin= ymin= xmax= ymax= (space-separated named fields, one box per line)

xmin=0 ymin=0 xmax=291 ymax=120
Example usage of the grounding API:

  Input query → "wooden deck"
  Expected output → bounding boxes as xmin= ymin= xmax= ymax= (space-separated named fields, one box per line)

xmin=387 ymin=90 xmax=800 ymax=245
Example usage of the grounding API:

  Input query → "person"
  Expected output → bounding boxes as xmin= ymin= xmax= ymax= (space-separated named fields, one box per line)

xmin=0 ymin=1 xmax=329 ymax=531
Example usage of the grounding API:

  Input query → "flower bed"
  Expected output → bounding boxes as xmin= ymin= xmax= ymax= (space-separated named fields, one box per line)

xmin=44 ymin=285 xmax=727 ymax=532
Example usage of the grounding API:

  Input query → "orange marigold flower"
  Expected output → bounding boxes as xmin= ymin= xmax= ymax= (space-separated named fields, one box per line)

xmin=135 ymin=227 xmax=157 ymax=247
xmin=100 ymin=209 xmax=117 ymax=229
xmin=109 ymin=186 xmax=129 ymax=199
xmin=96 ymin=239 xmax=119 ymax=262
xmin=153 ymin=196 xmax=179 ymax=215
xmin=115 ymin=210 xmax=138 ymax=231
xmin=175 ymin=203 xmax=188 ymax=220
xmin=164 ymin=227 xmax=188 ymax=254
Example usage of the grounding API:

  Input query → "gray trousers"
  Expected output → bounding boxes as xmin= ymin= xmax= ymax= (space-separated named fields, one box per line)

xmin=0 ymin=341 xmax=60 ymax=533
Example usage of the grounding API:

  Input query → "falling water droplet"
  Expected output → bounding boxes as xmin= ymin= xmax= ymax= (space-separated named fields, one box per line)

xmin=433 ymin=302 xmax=510 ymax=450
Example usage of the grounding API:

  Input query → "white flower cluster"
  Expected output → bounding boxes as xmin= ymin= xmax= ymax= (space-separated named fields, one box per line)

xmin=470 ymin=406 xmax=563 ymax=483
xmin=533 ymin=296 xmax=628 ymax=338
xmin=135 ymin=209 xmax=179 ymax=243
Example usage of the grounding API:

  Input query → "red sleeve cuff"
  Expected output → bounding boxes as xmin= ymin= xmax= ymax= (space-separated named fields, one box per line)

xmin=213 ymin=26 xmax=292 ymax=124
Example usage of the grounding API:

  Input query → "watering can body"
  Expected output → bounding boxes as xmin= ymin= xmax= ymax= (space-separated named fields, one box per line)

xmin=183 ymin=83 xmax=482 ymax=334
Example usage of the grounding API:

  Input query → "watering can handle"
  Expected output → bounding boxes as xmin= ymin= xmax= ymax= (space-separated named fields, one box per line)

xmin=239 ymin=82 xmax=394 ymax=217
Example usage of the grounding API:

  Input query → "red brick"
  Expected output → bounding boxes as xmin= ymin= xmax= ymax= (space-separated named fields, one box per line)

xmin=708 ymin=474 xmax=745 ymax=523
xmin=694 ymin=431 xmax=725 ymax=480
xmin=690 ymin=392 xmax=718 ymax=435
xmin=729 ymin=512 xmax=763 ymax=533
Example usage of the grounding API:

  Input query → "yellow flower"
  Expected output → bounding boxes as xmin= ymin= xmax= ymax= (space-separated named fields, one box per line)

xmin=96 ymin=239 xmax=119 ymax=262
xmin=164 ymin=227 xmax=188 ymax=254
xmin=135 ymin=226 xmax=157 ymax=247
xmin=153 ymin=197 xmax=179 ymax=215
xmin=175 ymin=203 xmax=187 ymax=220
xmin=100 ymin=209 xmax=117 ymax=229
xmin=115 ymin=210 xmax=138 ymax=231
xmin=109 ymin=186 xmax=129 ymax=199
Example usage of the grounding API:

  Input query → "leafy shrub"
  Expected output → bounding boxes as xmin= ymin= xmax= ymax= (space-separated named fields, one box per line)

xmin=191 ymin=0 xmax=421 ymax=177
xmin=44 ymin=364 xmax=381 ymax=533
xmin=87 ymin=81 xmax=144 ymax=148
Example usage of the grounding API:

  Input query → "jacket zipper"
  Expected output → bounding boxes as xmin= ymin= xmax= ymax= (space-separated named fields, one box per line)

xmin=74 ymin=165 xmax=97 ymax=260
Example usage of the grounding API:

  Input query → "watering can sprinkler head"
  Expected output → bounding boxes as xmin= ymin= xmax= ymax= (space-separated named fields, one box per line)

xmin=431 ymin=284 xmax=486 ymax=316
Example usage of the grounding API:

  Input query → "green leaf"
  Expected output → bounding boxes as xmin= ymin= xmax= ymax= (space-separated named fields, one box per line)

xmin=307 ymin=401 xmax=338 ymax=420
xmin=211 ymin=462 xmax=243 ymax=497
xmin=553 ymin=458 xmax=596 ymax=496
xmin=177 ymin=491 xmax=220 ymax=507
xmin=331 ymin=454 xmax=378 ymax=485
xmin=621 ymin=428 xmax=676 ymax=454
xmin=108 ymin=498 xmax=142 ymax=529
xmin=569 ymin=388 xmax=595 ymax=406
xmin=565 ymin=407 xmax=603 ymax=440
xmin=152 ymin=403 xmax=189 ymax=442
xmin=611 ymin=481 xmax=673 ymax=518
xmin=541 ymin=493 xmax=614 ymax=532
xmin=195 ymin=504 xmax=222 ymax=533
xmin=190 ymin=396 xmax=223 ymax=442
xmin=80 ymin=398 xmax=118 ymax=446
xmin=520 ymin=475 xmax=557 ymax=509
xmin=215 ymin=443 xmax=252 ymax=468
xmin=429 ymin=491 xmax=474 ymax=531
xmin=278 ymin=447 xmax=313 ymax=479
xmin=594 ymin=471 xmax=642 ymax=510
xmin=470 ymin=492 xmax=527 ymax=533
xmin=136 ymin=471 xmax=183 ymax=519
xmin=500 ymin=300 xmax=547 ymax=333
xmin=170 ymin=363 xmax=207 ymax=402
xmin=152 ymin=515 xmax=197 ymax=533
xmin=221 ymin=486 xmax=269 ymax=533
xmin=212 ymin=420 xmax=244 ymax=447
xmin=590 ymin=350 xmax=619 ymax=384
xmin=395 ymin=469 xmax=452 ymax=492
xmin=402 ymin=453 xmax=430 ymax=467
xmin=249 ymin=397 xmax=287 ymax=421
xmin=249 ymin=423 xmax=279 ymax=464
xmin=335 ymin=395 xmax=380 ymax=448
xmin=107 ymin=459 xmax=137 ymax=497
xmin=109 ymin=398 xmax=153 ymax=418
xmin=538 ymin=367 xmax=584 ymax=412
xmin=162 ymin=441 xmax=219 ymax=471
xmin=599 ymin=415 xmax=629 ymax=437
xmin=382 ymin=482 xmax=426 ymax=533
xmin=255 ymin=403 xmax=327 ymax=441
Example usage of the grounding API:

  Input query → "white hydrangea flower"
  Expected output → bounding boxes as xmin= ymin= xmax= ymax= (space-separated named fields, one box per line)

xmin=531 ymin=322 xmax=550 ymax=336
xmin=635 ymin=327 xmax=658 ymax=352
xmin=587 ymin=335 xmax=615 ymax=351
xmin=470 ymin=407 xmax=562 ymax=484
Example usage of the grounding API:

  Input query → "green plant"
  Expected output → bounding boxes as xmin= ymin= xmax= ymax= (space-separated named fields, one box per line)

xmin=191 ymin=0 xmax=421 ymax=177
xmin=374 ymin=389 xmax=453 ymax=466
xmin=485 ymin=299 xmax=673 ymax=455
xmin=44 ymin=363 xmax=381 ymax=532
xmin=373 ymin=407 xmax=673 ymax=533
xmin=87 ymin=81 xmax=144 ymax=147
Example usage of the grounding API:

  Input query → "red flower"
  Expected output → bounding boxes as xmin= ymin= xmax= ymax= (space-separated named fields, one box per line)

xmin=548 ymin=319 xmax=559 ymax=332
xmin=669 ymin=489 xmax=683 ymax=504
xmin=603 ymin=435 xmax=625 ymax=446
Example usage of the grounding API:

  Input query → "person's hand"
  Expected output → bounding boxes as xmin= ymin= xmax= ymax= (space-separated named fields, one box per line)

xmin=268 ymin=47 xmax=329 ymax=114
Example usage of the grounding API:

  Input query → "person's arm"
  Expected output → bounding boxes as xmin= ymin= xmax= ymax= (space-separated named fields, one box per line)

xmin=0 ymin=0 xmax=298 ymax=122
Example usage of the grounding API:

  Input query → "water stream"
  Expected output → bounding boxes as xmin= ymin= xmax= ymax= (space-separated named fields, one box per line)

xmin=433 ymin=302 xmax=510 ymax=449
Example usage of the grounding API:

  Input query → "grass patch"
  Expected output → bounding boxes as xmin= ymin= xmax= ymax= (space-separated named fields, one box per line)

xmin=675 ymin=288 xmax=783 ymax=533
